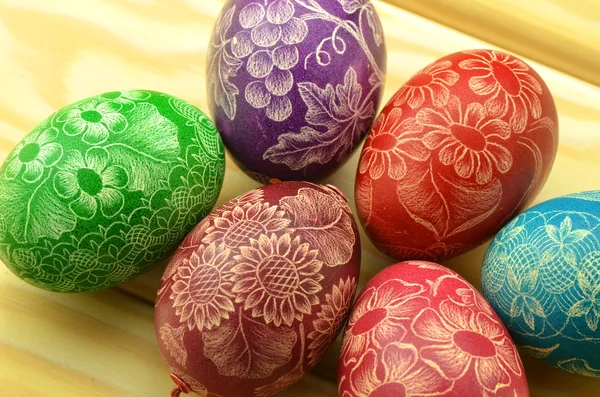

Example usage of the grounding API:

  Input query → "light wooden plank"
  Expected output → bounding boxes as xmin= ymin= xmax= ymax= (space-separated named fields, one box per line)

xmin=0 ymin=267 xmax=338 ymax=396
xmin=386 ymin=0 xmax=600 ymax=87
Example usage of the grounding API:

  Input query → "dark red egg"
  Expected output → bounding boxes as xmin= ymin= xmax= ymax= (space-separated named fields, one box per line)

xmin=338 ymin=261 xmax=529 ymax=397
xmin=155 ymin=181 xmax=360 ymax=397
xmin=355 ymin=49 xmax=558 ymax=261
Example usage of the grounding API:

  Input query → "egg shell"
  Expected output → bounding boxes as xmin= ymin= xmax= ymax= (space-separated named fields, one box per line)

xmin=482 ymin=191 xmax=600 ymax=377
xmin=207 ymin=0 xmax=386 ymax=183
xmin=0 ymin=90 xmax=225 ymax=292
xmin=154 ymin=181 xmax=361 ymax=397
xmin=355 ymin=49 xmax=558 ymax=262
xmin=339 ymin=261 xmax=529 ymax=397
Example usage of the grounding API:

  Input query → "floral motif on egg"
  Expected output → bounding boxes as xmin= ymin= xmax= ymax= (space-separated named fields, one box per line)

xmin=419 ymin=96 xmax=513 ymax=185
xmin=230 ymin=233 xmax=324 ymax=327
xmin=307 ymin=276 xmax=357 ymax=366
xmin=459 ymin=50 xmax=543 ymax=133
xmin=412 ymin=300 xmax=522 ymax=391
xmin=392 ymin=60 xmax=459 ymax=109
xmin=155 ymin=182 xmax=360 ymax=396
xmin=340 ymin=278 xmax=427 ymax=365
xmin=0 ymin=90 xmax=225 ymax=292
xmin=347 ymin=343 xmax=452 ymax=397
xmin=355 ymin=49 xmax=558 ymax=262
xmin=58 ymin=99 xmax=128 ymax=145
xmin=339 ymin=261 xmax=528 ymax=396
xmin=170 ymin=243 xmax=235 ymax=332
xmin=358 ymin=108 xmax=428 ymax=180
xmin=202 ymin=202 xmax=291 ymax=249
xmin=4 ymin=127 xmax=63 ymax=183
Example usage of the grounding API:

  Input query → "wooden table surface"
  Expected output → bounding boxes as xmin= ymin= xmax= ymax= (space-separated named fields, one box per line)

xmin=1 ymin=0 xmax=600 ymax=396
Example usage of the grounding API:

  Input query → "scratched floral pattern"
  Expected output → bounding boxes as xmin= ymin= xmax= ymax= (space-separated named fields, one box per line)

xmin=155 ymin=181 xmax=360 ymax=397
xmin=356 ymin=49 xmax=558 ymax=262
xmin=339 ymin=261 xmax=529 ymax=396
xmin=0 ymin=90 xmax=225 ymax=292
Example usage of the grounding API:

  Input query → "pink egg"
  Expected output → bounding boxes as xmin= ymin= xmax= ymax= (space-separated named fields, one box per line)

xmin=355 ymin=49 xmax=558 ymax=262
xmin=338 ymin=261 xmax=529 ymax=397
xmin=154 ymin=181 xmax=361 ymax=397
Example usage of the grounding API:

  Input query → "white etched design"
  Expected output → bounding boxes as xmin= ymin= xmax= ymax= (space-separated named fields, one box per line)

xmin=341 ymin=279 xmax=427 ymax=365
xmin=308 ymin=277 xmax=357 ymax=366
xmin=279 ymin=187 xmax=355 ymax=266
xmin=209 ymin=5 xmax=243 ymax=120
xmin=263 ymin=67 xmax=375 ymax=169
xmin=235 ymin=0 xmax=308 ymax=122
xmin=202 ymin=309 xmax=297 ymax=379
xmin=358 ymin=108 xmax=428 ymax=180
xmin=459 ymin=50 xmax=543 ymax=133
xmin=393 ymin=60 xmax=459 ymax=108
xmin=58 ymin=99 xmax=127 ymax=145
xmin=53 ymin=147 xmax=128 ymax=220
xmin=347 ymin=343 xmax=452 ymax=396
xmin=419 ymin=96 xmax=513 ymax=185
xmin=203 ymin=201 xmax=290 ymax=249
xmin=159 ymin=323 xmax=188 ymax=367
xmin=170 ymin=243 xmax=234 ymax=332
xmin=230 ymin=233 xmax=323 ymax=327
xmin=213 ymin=0 xmax=384 ymax=170
xmin=4 ymin=127 xmax=63 ymax=184
xmin=412 ymin=299 xmax=523 ymax=391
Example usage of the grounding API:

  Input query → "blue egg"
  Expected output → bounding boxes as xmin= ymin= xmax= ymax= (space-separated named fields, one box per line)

xmin=481 ymin=191 xmax=600 ymax=377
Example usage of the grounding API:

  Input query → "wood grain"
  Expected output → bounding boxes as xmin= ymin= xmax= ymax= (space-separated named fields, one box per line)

xmin=1 ymin=0 xmax=600 ymax=396
xmin=0 ymin=267 xmax=337 ymax=397
xmin=386 ymin=0 xmax=600 ymax=87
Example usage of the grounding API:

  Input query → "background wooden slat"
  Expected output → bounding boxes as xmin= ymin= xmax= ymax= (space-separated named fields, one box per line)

xmin=0 ymin=268 xmax=338 ymax=397
xmin=386 ymin=0 xmax=600 ymax=87
xmin=1 ymin=0 xmax=600 ymax=395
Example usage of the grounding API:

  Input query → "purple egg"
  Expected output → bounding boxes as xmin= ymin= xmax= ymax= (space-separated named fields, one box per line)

xmin=207 ymin=0 xmax=386 ymax=183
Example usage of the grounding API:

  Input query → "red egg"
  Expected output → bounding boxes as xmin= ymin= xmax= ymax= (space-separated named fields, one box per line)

xmin=355 ymin=49 xmax=558 ymax=261
xmin=154 ymin=181 xmax=361 ymax=397
xmin=338 ymin=261 xmax=529 ymax=397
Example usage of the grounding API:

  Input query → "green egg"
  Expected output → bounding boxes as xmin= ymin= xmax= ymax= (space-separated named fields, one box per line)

xmin=0 ymin=90 xmax=225 ymax=292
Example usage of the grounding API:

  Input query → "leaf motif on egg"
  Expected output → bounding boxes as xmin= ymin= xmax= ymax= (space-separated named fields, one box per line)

xmin=356 ymin=49 xmax=558 ymax=262
xmin=208 ymin=5 xmax=243 ymax=121
xmin=482 ymin=193 xmax=600 ymax=376
xmin=263 ymin=67 xmax=375 ymax=169
xmin=279 ymin=187 xmax=355 ymax=266
xmin=203 ymin=310 xmax=298 ymax=379
xmin=155 ymin=182 xmax=361 ymax=395
xmin=0 ymin=90 xmax=225 ymax=292
xmin=208 ymin=0 xmax=385 ymax=181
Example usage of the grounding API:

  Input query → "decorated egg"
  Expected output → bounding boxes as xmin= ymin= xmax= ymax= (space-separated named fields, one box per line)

xmin=154 ymin=181 xmax=361 ymax=397
xmin=482 ymin=191 xmax=600 ymax=377
xmin=355 ymin=49 xmax=558 ymax=262
xmin=339 ymin=261 xmax=529 ymax=396
xmin=0 ymin=90 xmax=225 ymax=292
xmin=207 ymin=0 xmax=386 ymax=183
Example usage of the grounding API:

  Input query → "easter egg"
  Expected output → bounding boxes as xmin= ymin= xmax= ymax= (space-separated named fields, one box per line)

xmin=0 ymin=90 xmax=225 ymax=292
xmin=339 ymin=261 xmax=529 ymax=396
xmin=355 ymin=49 xmax=558 ymax=262
xmin=207 ymin=0 xmax=386 ymax=183
xmin=154 ymin=181 xmax=361 ymax=397
xmin=482 ymin=191 xmax=600 ymax=377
